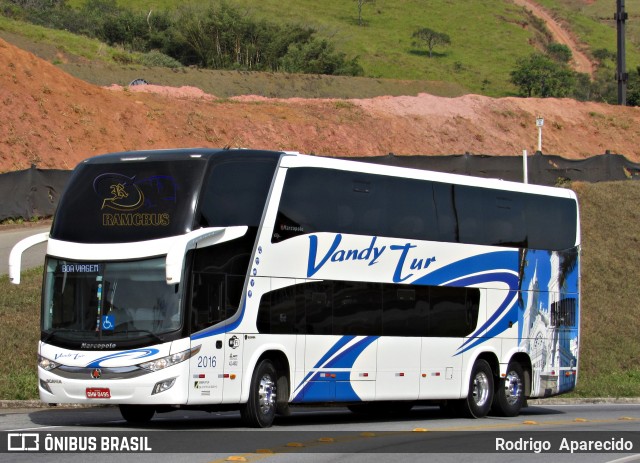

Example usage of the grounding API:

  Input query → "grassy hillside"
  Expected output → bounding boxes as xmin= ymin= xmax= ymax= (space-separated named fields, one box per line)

xmin=5 ymin=1 xmax=640 ymax=97
xmin=543 ymin=0 xmax=640 ymax=61
xmin=1 ymin=181 xmax=638 ymax=400
xmin=573 ymin=180 xmax=640 ymax=397
xmin=93 ymin=0 xmax=640 ymax=91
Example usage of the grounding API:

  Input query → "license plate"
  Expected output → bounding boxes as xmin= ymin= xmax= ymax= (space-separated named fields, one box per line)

xmin=86 ymin=388 xmax=111 ymax=399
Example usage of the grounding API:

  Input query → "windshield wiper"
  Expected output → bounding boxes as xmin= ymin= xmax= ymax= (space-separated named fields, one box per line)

xmin=111 ymin=328 xmax=164 ymax=343
xmin=42 ymin=329 xmax=85 ymax=343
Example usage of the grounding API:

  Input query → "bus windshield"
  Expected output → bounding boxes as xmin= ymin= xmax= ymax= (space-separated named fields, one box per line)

xmin=42 ymin=257 xmax=182 ymax=348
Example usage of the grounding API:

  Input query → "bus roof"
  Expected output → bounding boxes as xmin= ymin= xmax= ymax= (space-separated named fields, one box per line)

xmin=77 ymin=147 xmax=577 ymax=201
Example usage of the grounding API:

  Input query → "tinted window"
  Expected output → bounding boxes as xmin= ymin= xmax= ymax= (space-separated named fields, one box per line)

xmin=199 ymin=157 xmax=278 ymax=228
xmin=524 ymin=194 xmax=577 ymax=250
xmin=51 ymin=160 xmax=207 ymax=243
xmin=188 ymin=230 xmax=256 ymax=334
xmin=266 ymin=284 xmax=300 ymax=334
xmin=273 ymin=168 xmax=439 ymax=242
xmin=429 ymin=286 xmax=479 ymax=337
xmin=275 ymin=167 xmax=577 ymax=251
xmin=382 ymin=285 xmax=429 ymax=336
xmin=454 ymin=186 xmax=527 ymax=248
xmin=257 ymin=280 xmax=479 ymax=338
xmin=333 ymin=281 xmax=382 ymax=336
xmin=304 ymin=281 xmax=333 ymax=335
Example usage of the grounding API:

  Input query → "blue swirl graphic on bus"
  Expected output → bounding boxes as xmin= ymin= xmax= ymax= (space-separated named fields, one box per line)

xmin=410 ymin=250 xmax=520 ymax=355
xmin=190 ymin=301 xmax=247 ymax=340
xmin=292 ymin=336 xmax=378 ymax=402
xmin=86 ymin=348 xmax=160 ymax=368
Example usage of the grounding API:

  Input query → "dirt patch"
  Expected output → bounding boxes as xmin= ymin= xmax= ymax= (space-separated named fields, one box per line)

xmin=512 ymin=0 xmax=595 ymax=77
xmin=1 ymin=37 xmax=639 ymax=174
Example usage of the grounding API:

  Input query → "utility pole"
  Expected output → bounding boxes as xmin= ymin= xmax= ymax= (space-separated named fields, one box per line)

xmin=616 ymin=0 xmax=628 ymax=105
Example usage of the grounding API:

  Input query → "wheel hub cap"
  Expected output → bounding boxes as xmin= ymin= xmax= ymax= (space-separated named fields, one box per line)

xmin=258 ymin=374 xmax=276 ymax=415
xmin=504 ymin=370 xmax=523 ymax=406
xmin=472 ymin=371 xmax=490 ymax=407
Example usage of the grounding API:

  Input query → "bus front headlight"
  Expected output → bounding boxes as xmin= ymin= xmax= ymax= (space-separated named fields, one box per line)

xmin=138 ymin=345 xmax=201 ymax=372
xmin=38 ymin=355 xmax=60 ymax=371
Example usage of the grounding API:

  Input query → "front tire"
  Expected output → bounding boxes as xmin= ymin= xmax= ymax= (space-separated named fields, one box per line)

xmin=240 ymin=359 xmax=277 ymax=428
xmin=492 ymin=361 xmax=525 ymax=417
xmin=459 ymin=359 xmax=494 ymax=418
xmin=119 ymin=404 xmax=155 ymax=424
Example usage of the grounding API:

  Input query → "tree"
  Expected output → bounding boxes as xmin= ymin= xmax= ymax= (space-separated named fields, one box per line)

xmin=354 ymin=0 xmax=375 ymax=27
xmin=280 ymin=39 xmax=363 ymax=75
xmin=627 ymin=66 xmax=640 ymax=106
xmin=546 ymin=43 xmax=572 ymax=64
xmin=411 ymin=27 xmax=451 ymax=58
xmin=510 ymin=53 xmax=576 ymax=97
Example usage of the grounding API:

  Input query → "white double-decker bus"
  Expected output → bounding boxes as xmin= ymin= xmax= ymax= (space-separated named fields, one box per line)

xmin=10 ymin=148 xmax=580 ymax=427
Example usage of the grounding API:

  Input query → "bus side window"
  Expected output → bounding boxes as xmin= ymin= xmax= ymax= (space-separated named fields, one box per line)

xmin=190 ymin=273 xmax=225 ymax=333
xmin=305 ymin=282 xmax=333 ymax=335
xmin=432 ymin=183 xmax=459 ymax=243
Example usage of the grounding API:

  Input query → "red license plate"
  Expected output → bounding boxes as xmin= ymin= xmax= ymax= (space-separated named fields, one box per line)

xmin=86 ymin=388 xmax=111 ymax=399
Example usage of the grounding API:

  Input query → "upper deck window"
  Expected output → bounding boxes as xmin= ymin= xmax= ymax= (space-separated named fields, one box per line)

xmin=51 ymin=159 xmax=207 ymax=243
xmin=274 ymin=167 xmax=578 ymax=251
xmin=50 ymin=151 xmax=280 ymax=244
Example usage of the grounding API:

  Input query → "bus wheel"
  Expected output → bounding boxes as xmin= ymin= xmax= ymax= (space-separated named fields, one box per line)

xmin=241 ymin=359 xmax=277 ymax=428
xmin=492 ymin=361 xmax=525 ymax=417
xmin=119 ymin=404 xmax=155 ymax=424
xmin=460 ymin=359 xmax=494 ymax=418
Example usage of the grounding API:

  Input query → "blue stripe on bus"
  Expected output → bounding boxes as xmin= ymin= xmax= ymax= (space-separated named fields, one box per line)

xmin=85 ymin=348 xmax=160 ymax=368
xmin=410 ymin=250 xmax=519 ymax=287
xmin=292 ymin=336 xmax=378 ymax=403
xmin=190 ymin=300 xmax=247 ymax=341
xmin=292 ymin=336 xmax=356 ymax=396
xmin=453 ymin=272 xmax=520 ymax=353
xmin=411 ymin=251 xmax=521 ymax=355
xmin=312 ymin=335 xmax=356 ymax=369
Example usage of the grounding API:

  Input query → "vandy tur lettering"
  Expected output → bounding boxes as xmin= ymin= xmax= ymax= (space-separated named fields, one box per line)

xmin=307 ymin=234 xmax=436 ymax=282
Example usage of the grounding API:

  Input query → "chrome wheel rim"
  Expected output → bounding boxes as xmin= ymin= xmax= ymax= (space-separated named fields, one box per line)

xmin=504 ymin=370 xmax=523 ymax=406
xmin=258 ymin=374 xmax=276 ymax=415
xmin=472 ymin=371 xmax=490 ymax=407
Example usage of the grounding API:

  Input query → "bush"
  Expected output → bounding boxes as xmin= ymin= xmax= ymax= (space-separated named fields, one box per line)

xmin=281 ymin=39 xmax=363 ymax=76
xmin=141 ymin=50 xmax=183 ymax=69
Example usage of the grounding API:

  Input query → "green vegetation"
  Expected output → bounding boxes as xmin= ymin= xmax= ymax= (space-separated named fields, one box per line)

xmin=571 ymin=180 xmax=640 ymax=397
xmin=0 ymin=0 xmax=550 ymax=96
xmin=1 ymin=0 xmax=365 ymax=76
xmin=1 ymin=181 xmax=639 ymax=400
xmin=0 ymin=267 xmax=41 ymax=400
xmin=0 ymin=14 xmax=148 ymax=64
xmin=511 ymin=52 xmax=576 ymax=97
xmin=3 ymin=0 xmax=640 ymax=100
xmin=411 ymin=27 xmax=451 ymax=59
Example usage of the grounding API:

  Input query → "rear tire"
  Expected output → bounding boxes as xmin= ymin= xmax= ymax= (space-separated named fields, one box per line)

xmin=119 ymin=404 xmax=155 ymax=424
xmin=459 ymin=359 xmax=494 ymax=418
xmin=491 ymin=361 xmax=525 ymax=417
xmin=240 ymin=359 xmax=277 ymax=428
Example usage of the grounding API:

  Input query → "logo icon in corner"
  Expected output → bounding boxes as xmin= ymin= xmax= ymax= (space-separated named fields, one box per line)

xmin=91 ymin=368 xmax=102 ymax=379
xmin=7 ymin=433 xmax=39 ymax=451
xmin=228 ymin=336 xmax=240 ymax=350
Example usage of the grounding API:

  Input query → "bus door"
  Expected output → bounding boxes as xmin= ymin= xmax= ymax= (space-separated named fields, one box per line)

xmin=187 ymin=273 xmax=227 ymax=405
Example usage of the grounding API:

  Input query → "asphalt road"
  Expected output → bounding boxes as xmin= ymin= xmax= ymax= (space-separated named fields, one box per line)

xmin=0 ymin=224 xmax=50 ymax=276
xmin=1 ymin=403 xmax=639 ymax=463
